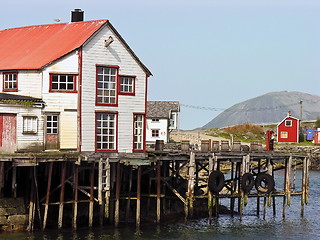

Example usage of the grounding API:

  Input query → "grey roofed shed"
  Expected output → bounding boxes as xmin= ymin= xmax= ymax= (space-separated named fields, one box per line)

xmin=147 ymin=101 xmax=180 ymax=118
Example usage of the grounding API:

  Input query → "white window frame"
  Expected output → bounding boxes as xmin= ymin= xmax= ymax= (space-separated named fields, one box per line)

xmin=285 ymin=120 xmax=292 ymax=127
xmin=46 ymin=115 xmax=59 ymax=134
xmin=169 ymin=112 xmax=177 ymax=129
xmin=96 ymin=112 xmax=117 ymax=151
xmin=23 ymin=116 xmax=38 ymax=134
xmin=280 ymin=131 xmax=288 ymax=139
xmin=151 ymin=118 xmax=159 ymax=122
xmin=133 ymin=114 xmax=144 ymax=151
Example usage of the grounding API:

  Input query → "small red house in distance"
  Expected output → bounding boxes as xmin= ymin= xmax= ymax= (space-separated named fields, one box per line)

xmin=277 ymin=112 xmax=300 ymax=143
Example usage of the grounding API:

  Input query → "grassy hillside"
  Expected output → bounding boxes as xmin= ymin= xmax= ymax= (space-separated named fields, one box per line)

xmin=203 ymin=122 xmax=317 ymax=145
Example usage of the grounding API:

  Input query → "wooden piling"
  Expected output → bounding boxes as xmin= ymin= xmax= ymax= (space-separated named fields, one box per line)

xmin=115 ymin=162 xmax=121 ymax=227
xmin=72 ymin=164 xmax=79 ymax=230
xmin=0 ymin=162 xmax=4 ymax=197
xmin=27 ymin=168 xmax=36 ymax=232
xmin=187 ymin=152 xmax=196 ymax=219
xmin=287 ymin=155 xmax=292 ymax=206
xmin=136 ymin=166 xmax=141 ymax=228
xmin=104 ymin=158 xmax=111 ymax=221
xmin=58 ymin=163 xmax=66 ymax=229
xmin=230 ymin=161 xmax=235 ymax=217
xmin=208 ymin=154 xmax=214 ymax=223
xmin=98 ymin=158 xmax=103 ymax=226
xmin=43 ymin=162 xmax=53 ymax=230
xmin=282 ymin=158 xmax=288 ymax=218
xmin=301 ymin=157 xmax=308 ymax=217
xmin=126 ymin=166 xmax=133 ymax=221
xmin=157 ymin=160 xmax=161 ymax=223
xmin=11 ymin=166 xmax=17 ymax=197
xmin=89 ymin=164 xmax=94 ymax=228
xmin=256 ymin=159 xmax=261 ymax=216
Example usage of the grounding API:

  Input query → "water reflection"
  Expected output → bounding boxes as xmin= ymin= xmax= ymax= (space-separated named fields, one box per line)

xmin=1 ymin=171 xmax=320 ymax=240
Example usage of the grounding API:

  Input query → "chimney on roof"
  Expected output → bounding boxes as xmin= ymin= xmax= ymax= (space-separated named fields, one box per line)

xmin=71 ymin=9 xmax=84 ymax=22
xmin=287 ymin=111 xmax=291 ymax=116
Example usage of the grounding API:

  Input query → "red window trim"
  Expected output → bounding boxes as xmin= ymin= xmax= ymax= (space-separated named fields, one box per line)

xmin=96 ymin=65 xmax=119 ymax=107
xmin=49 ymin=73 xmax=78 ymax=93
xmin=132 ymin=113 xmax=146 ymax=153
xmin=3 ymin=72 xmax=18 ymax=92
xmin=95 ymin=111 xmax=118 ymax=153
xmin=118 ymin=75 xmax=136 ymax=96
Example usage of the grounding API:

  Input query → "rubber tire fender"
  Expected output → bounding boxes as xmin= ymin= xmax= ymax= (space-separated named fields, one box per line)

xmin=241 ymin=173 xmax=255 ymax=193
xmin=208 ymin=170 xmax=225 ymax=194
xmin=255 ymin=173 xmax=275 ymax=194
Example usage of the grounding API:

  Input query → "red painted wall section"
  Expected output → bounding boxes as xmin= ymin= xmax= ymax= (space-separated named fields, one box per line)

xmin=277 ymin=117 xmax=299 ymax=143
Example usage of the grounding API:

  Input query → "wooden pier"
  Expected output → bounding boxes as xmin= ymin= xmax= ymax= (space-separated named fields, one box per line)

xmin=0 ymin=143 xmax=310 ymax=231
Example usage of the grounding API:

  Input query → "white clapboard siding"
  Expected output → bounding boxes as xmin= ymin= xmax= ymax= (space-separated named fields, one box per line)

xmin=0 ymin=71 xmax=42 ymax=99
xmin=0 ymin=104 xmax=44 ymax=151
xmin=81 ymin=25 xmax=147 ymax=152
xmin=60 ymin=111 xmax=78 ymax=149
xmin=146 ymin=119 xmax=168 ymax=143
xmin=42 ymin=51 xmax=79 ymax=149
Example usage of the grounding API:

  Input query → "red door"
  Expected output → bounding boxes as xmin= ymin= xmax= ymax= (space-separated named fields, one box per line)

xmin=0 ymin=114 xmax=17 ymax=153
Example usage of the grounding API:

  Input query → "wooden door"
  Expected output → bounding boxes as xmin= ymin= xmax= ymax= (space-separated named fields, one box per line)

xmin=0 ymin=113 xmax=17 ymax=153
xmin=45 ymin=114 xmax=59 ymax=150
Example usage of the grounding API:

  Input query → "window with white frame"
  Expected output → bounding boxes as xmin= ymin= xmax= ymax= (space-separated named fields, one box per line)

xmin=280 ymin=131 xmax=288 ymax=138
xmin=119 ymin=76 xmax=135 ymax=94
xmin=96 ymin=112 xmax=117 ymax=151
xmin=133 ymin=114 xmax=144 ymax=151
xmin=97 ymin=66 xmax=117 ymax=105
xmin=151 ymin=118 xmax=159 ymax=122
xmin=152 ymin=129 xmax=160 ymax=138
xmin=3 ymin=72 xmax=18 ymax=91
xmin=23 ymin=116 xmax=38 ymax=134
xmin=50 ymin=74 xmax=76 ymax=92
xmin=285 ymin=120 xmax=292 ymax=127
xmin=169 ymin=112 xmax=177 ymax=129
xmin=46 ymin=115 xmax=58 ymax=134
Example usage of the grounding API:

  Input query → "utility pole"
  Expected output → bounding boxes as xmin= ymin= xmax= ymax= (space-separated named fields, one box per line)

xmin=300 ymin=100 xmax=303 ymax=121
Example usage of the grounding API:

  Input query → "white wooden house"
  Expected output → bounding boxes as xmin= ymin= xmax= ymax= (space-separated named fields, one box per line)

xmin=146 ymin=101 xmax=180 ymax=143
xmin=0 ymin=10 xmax=151 ymax=154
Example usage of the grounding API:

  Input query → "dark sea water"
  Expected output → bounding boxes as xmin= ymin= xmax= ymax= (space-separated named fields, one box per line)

xmin=1 ymin=170 xmax=320 ymax=240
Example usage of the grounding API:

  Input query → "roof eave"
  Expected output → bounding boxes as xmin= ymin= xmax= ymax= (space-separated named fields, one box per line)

xmin=107 ymin=22 xmax=152 ymax=77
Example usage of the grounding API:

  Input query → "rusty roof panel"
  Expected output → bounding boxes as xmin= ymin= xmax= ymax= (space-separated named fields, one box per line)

xmin=0 ymin=20 xmax=108 ymax=70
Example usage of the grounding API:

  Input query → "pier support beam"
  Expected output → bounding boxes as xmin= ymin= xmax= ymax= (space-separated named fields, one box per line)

xmin=136 ymin=166 xmax=141 ymax=228
xmin=72 ymin=164 xmax=79 ymax=230
xmin=89 ymin=164 xmax=94 ymax=228
xmin=58 ymin=163 xmax=66 ymax=229
xmin=187 ymin=152 xmax=196 ymax=220
xmin=43 ymin=162 xmax=53 ymax=230
xmin=157 ymin=160 xmax=161 ymax=224
xmin=0 ymin=162 xmax=4 ymax=197
xmin=115 ymin=162 xmax=121 ymax=227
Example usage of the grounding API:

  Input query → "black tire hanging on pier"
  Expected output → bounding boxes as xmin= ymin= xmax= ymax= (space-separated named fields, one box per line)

xmin=208 ymin=170 xmax=225 ymax=194
xmin=241 ymin=173 xmax=255 ymax=193
xmin=255 ymin=173 xmax=275 ymax=194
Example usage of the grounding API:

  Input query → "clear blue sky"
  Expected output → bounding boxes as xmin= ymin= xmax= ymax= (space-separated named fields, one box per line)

xmin=1 ymin=0 xmax=319 ymax=129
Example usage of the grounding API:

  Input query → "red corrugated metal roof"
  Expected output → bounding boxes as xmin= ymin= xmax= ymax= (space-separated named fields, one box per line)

xmin=0 ymin=20 xmax=108 ymax=70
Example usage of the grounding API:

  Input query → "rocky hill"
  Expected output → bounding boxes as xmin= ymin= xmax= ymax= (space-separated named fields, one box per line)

xmin=202 ymin=91 xmax=320 ymax=128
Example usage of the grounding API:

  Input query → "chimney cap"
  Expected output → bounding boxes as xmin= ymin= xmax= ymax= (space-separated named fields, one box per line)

xmin=71 ymin=9 xmax=84 ymax=22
